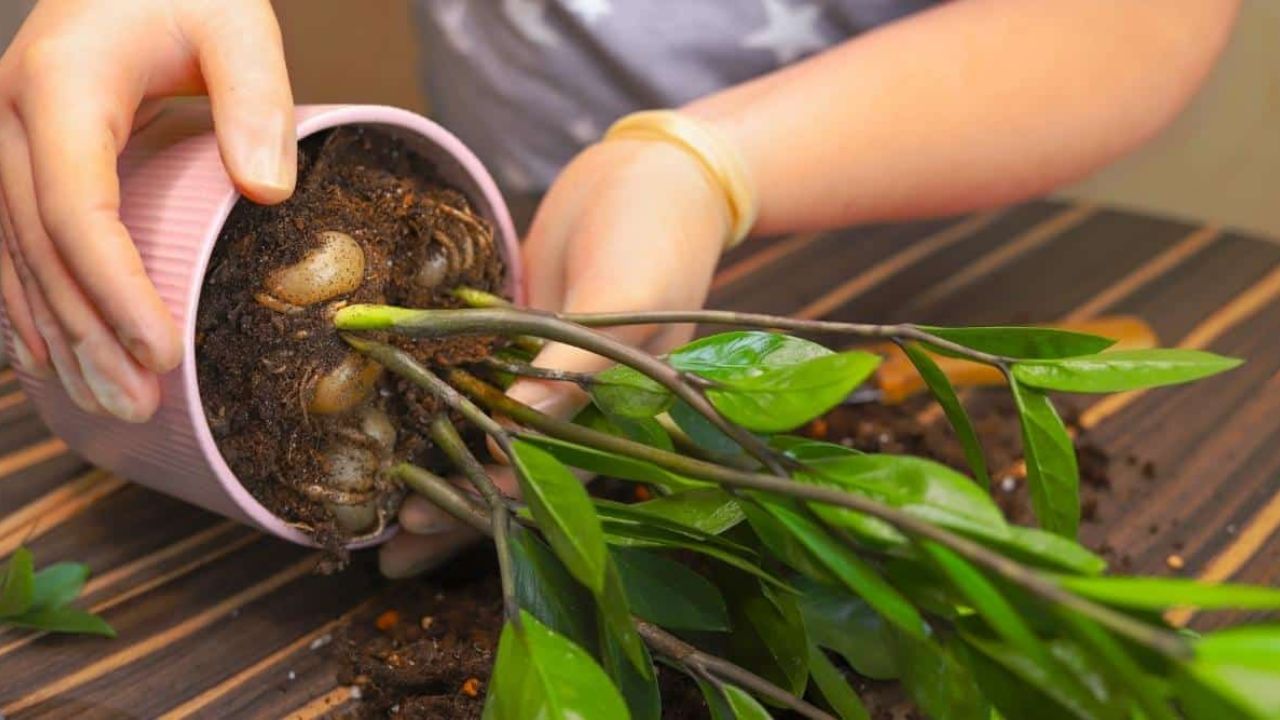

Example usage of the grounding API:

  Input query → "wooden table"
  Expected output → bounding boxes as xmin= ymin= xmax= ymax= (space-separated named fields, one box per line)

xmin=2 ymin=200 xmax=1278 ymax=718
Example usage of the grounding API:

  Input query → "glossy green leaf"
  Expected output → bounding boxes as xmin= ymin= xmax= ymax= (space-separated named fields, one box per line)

xmin=759 ymin=498 xmax=929 ymax=642
xmin=920 ymin=542 xmax=1042 ymax=658
xmin=0 ymin=547 xmax=35 ymax=617
xmin=894 ymin=633 xmax=990 ymax=720
xmin=795 ymin=453 xmax=1009 ymax=543
xmin=771 ymin=435 xmax=862 ymax=462
xmin=1057 ymin=576 xmax=1280 ymax=611
xmin=631 ymin=488 xmax=745 ymax=535
xmin=902 ymin=343 xmax=990 ymax=486
xmin=509 ymin=525 xmax=597 ymax=648
xmin=1057 ymin=611 xmax=1178 ymax=720
xmin=1182 ymin=626 xmax=1280 ymax=719
xmin=600 ymin=518 xmax=792 ymax=592
xmin=698 ymin=680 xmax=776 ymax=720
xmin=808 ymin=644 xmax=871 ymax=720
xmin=483 ymin=610 xmax=630 ymax=720
xmin=993 ymin=526 xmax=1107 ymax=575
xmin=671 ymin=331 xmax=832 ymax=374
xmin=921 ymin=325 xmax=1115 ymax=359
xmin=961 ymin=634 xmax=1111 ymax=720
xmin=30 ymin=562 xmax=89 ymax=612
xmin=520 ymin=434 xmax=704 ymax=493
xmin=510 ymin=440 xmax=608 ymax=594
xmin=796 ymin=578 xmax=899 ymax=680
xmin=575 ymin=404 xmax=675 ymax=452
xmin=670 ymin=399 xmax=750 ymax=459
xmin=3 ymin=605 xmax=115 ymax=637
xmin=613 ymin=547 xmax=730 ymax=632
xmin=1010 ymin=380 xmax=1080 ymax=537
xmin=601 ymin=622 xmax=662 ymax=720
xmin=704 ymin=352 xmax=881 ymax=433
xmin=592 ymin=365 xmax=672 ymax=419
xmin=739 ymin=500 xmax=840 ymax=584
xmin=715 ymin=569 xmax=810 ymax=696
xmin=600 ymin=557 xmax=651 ymax=676
xmin=1012 ymin=349 xmax=1242 ymax=393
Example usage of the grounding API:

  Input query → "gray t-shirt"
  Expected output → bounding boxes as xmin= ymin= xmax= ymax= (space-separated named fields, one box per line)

xmin=412 ymin=0 xmax=936 ymax=201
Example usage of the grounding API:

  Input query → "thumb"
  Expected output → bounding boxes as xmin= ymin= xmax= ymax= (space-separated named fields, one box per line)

xmin=184 ymin=0 xmax=297 ymax=203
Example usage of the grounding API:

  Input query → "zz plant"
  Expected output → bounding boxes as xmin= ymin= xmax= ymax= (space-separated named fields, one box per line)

xmin=330 ymin=293 xmax=1279 ymax=719
xmin=357 ymin=291 xmax=1275 ymax=717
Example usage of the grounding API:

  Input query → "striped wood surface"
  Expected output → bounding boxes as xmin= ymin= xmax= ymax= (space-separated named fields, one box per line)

xmin=1 ymin=200 xmax=1278 ymax=717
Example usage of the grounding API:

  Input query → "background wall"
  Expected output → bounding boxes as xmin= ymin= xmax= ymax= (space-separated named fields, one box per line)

xmin=1 ymin=0 xmax=1276 ymax=236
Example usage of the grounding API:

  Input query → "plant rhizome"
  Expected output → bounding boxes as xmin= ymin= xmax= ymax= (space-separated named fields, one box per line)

xmin=196 ymin=127 xmax=506 ymax=547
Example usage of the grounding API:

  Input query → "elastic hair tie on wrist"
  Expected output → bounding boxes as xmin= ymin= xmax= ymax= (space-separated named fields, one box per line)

xmin=603 ymin=110 xmax=758 ymax=249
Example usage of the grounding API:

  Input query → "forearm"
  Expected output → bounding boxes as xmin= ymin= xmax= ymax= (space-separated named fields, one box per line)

xmin=685 ymin=0 xmax=1239 ymax=236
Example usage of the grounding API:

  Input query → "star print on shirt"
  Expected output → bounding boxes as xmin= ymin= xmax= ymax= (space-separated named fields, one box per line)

xmin=567 ymin=116 xmax=600 ymax=145
xmin=503 ymin=0 xmax=561 ymax=47
xmin=564 ymin=0 xmax=612 ymax=24
xmin=742 ymin=0 xmax=826 ymax=65
xmin=436 ymin=0 xmax=473 ymax=52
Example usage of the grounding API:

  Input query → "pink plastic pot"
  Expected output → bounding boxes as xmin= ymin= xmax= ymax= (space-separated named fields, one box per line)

xmin=1 ymin=104 xmax=523 ymax=549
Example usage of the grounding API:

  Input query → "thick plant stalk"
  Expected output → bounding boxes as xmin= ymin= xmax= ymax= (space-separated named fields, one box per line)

xmin=481 ymin=356 xmax=594 ymax=387
xmin=443 ymin=369 xmax=1191 ymax=660
xmin=396 ymin=461 xmax=835 ymax=720
xmin=428 ymin=416 xmax=520 ymax=622
xmin=336 ymin=306 xmax=788 ymax=474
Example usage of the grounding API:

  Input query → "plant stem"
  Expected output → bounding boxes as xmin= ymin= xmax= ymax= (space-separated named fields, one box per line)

xmin=427 ymin=416 xmax=520 ymax=624
xmin=447 ymin=369 xmax=1190 ymax=660
xmin=635 ymin=621 xmax=836 ymax=720
xmin=388 ymin=460 xmax=831 ymax=720
xmin=393 ymin=463 xmax=491 ymax=533
xmin=562 ymin=310 xmax=1011 ymax=366
xmin=336 ymin=306 xmax=787 ymax=474
xmin=481 ymin=356 xmax=595 ymax=387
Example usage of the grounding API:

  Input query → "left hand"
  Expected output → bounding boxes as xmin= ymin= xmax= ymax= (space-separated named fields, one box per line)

xmin=379 ymin=138 xmax=733 ymax=577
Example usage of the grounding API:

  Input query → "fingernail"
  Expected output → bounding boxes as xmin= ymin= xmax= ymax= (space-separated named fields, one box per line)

xmin=124 ymin=331 xmax=182 ymax=375
xmin=75 ymin=345 xmax=153 ymax=423
xmin=48 ymin=351 xmax=104 ymax=415
xmin=246 ymin=115 xmax=296 ymax=195
xmin=10 ymin=334 xmax=47 ymax=377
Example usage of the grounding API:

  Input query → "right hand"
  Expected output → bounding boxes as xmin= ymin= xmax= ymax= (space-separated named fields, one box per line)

xmin=0 ymin=0 xmax=296 ymax=421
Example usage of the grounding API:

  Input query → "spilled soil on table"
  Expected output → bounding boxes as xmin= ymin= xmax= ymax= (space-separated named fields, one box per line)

xmin=195 ymin=126 xmax=507 ymax=553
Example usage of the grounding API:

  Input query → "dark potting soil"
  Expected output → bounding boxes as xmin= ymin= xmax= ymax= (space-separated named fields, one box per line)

xmin=196 ymin=126 xmax=507 ymax=551
xmin=335 ymin=392 xmax=1131 ymax=719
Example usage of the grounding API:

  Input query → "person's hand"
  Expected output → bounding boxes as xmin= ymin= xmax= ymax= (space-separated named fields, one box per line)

xmin=0 ymin=0 xmax=296 ymax=421
xmin=380 ymin=138 xmax=733 ymax=577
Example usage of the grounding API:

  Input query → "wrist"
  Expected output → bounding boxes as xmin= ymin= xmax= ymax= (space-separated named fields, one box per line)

xmin=603 ymin=110 xmax=757 ymax=248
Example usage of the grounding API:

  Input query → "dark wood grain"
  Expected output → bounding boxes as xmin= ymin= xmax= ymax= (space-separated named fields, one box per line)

xmin=1 ymin=199 xmax=1277 ymax=717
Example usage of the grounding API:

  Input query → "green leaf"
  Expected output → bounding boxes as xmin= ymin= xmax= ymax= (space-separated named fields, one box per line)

xmin=921 ymin=325 xmax=1116 ymax=359
xmin=1010 ymin=380 xmax=1080 ymax=537
xmin=4 ymin=605 xmax=115 ymax=637
xmin=698 ymin=680 xmax=776 ymax=720
xmin=758 ymin=498 xmax=929 ymax=642
xmin=920 ymin=542 xmax=1042 ymax=659
xmin=670 ymin=399 xmax=750 ymax=459
xmin=771 ymin=435 xmax=862 ymax=462
xmin=601 ymin=621 xmax=662 ymax=720
xmin=483 ymin=610 xmax=630 ymax=720
xmin=1057 ymin=576 xmax=1280 ymax=612
xmin=612 ymin=547 xmax=730 ymax=632
xmin=808 ymin=644 xmax=871 ymax=720
xmin=739 ymin=500 xmax=841 ymax=584
xmin=715 ymin=568 xmax=810 ymax=696
xmin=704 ymin=352 xmax=881 ymax=433
xmin=510 ymin=440 xmax=608 ymax=594
xmin=1182 ymin=626 xmax=1280 ymax=719
xmin=509 ymin=525 xmax=597 ymax=648
xmin=601 ymin=518 xmax=793 ymax=592
xmin=671 ymin=331 xmax=831 ymax=374
xmin=520 ymin=434 xmax=704 ymax=493
xmin=592 ymin=365 xmax=672 ymax=419
xmin=901 ymin=343 xmax=990 ymax=486
xmin=575 ymin=404 xmax=675 ymax=452
xmin=961 ymin=634 xmax=1112 ymax=720
xmin=1012 ymin=349 xmax=1242 ymax=394
xmin=631 ymin=488 xmax=745 ymax=536
xmin=0 ymin=547 xmax=35 ymax=617
xmin=894 ymin=633 xmax=990 ymax=720
xmin=795 ymin=453 xmax=1009 ymax=544
xmin=796 ymin=577 xmax=899 ymax=680
xmin=600 ymin=557 xmax=651 ymax=675
xmin=994 ymin=526 xmax=1107 ymax=575
xmin=1057 ymin=611 xmax=1178 ymax=720
xmin=30 ymin=562 xmax=89 ymax=611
